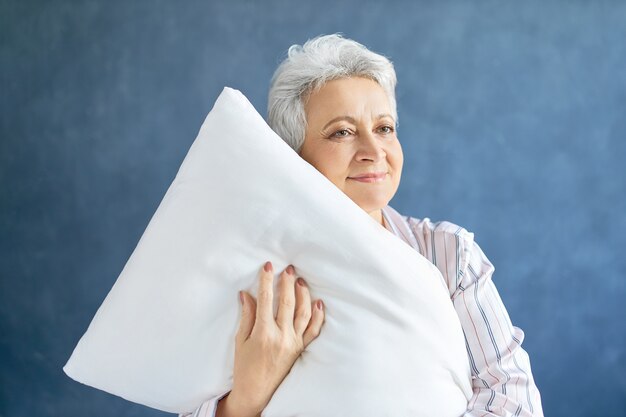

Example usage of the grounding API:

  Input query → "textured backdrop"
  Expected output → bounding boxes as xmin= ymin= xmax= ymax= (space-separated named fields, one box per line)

xmin=1 ymin=1 xmax=625 ymax=416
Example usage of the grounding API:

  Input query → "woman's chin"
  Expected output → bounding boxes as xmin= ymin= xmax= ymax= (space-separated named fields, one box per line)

xmin=349 ymin=194 xmax=390 ymax=213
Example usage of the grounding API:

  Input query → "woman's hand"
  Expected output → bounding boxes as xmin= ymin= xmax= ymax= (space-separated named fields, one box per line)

xmin=216 ymin=261 xmax=326 ymax=417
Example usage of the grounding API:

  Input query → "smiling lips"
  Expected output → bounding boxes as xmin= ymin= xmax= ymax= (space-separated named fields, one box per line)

xmin=348 ymin=172 xmax=388 ymax=183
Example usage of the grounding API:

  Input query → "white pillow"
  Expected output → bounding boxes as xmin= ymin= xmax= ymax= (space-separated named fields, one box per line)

xmin=64 ymin=87 xmax=472 ymax=416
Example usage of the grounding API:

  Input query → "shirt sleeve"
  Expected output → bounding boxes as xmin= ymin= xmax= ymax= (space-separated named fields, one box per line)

xmin=409 ymin=218 xmax=544 ymax=417
xmin=178 ymin=390 xmax=230 ymax=417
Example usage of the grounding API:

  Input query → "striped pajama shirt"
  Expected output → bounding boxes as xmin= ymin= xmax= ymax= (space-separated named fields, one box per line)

xmin=181 ymin=205 xmax=544 ymax=417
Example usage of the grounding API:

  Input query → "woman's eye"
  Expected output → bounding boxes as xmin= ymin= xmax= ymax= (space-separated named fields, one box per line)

xmin=378 ymin=125 xmax=394 ymax=134
xmin=332 ymin=129 xmax=351 ymax=138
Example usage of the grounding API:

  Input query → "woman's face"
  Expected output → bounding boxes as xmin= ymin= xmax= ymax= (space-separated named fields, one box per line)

xmin=299 ymin=77 xmax=403 ymax=223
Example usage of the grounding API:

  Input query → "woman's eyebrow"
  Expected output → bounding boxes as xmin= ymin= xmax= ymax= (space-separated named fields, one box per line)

xmin=376 ymin=113 xmax=395 ymax=121
xmin=322 ymin=114 xmax=394 ymax=131
xmin=322 ymin=116 xmax=356 ymax=130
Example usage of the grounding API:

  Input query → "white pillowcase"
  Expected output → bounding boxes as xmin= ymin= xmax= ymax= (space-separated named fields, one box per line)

xmin=64 ymin=87 xmax=472 ymax=416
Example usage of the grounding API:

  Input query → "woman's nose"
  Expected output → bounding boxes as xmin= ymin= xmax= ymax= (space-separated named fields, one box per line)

xmin=356 ymin=131 xmax=386 ymax=161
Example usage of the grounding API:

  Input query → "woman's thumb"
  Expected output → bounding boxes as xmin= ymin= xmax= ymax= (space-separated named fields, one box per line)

xmin=236 ymin=291 xmax=254 ymax=342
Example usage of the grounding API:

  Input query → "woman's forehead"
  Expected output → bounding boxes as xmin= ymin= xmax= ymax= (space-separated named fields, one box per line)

xmin=305 ymin=78 xmax=393 ymax=122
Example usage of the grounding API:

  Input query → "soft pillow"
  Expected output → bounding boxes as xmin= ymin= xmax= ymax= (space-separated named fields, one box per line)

xmin=63 ymin=87 xmax=472 ymax=416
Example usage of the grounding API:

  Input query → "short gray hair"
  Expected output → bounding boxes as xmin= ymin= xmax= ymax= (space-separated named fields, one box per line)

xmin=267 ymin=33 xmax=398 ymax=153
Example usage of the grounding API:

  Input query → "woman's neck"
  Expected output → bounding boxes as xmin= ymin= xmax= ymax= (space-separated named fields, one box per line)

xmin=368 ymin=208 xmax=384 ymax=226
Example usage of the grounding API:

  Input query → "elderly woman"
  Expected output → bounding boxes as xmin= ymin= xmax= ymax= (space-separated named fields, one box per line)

xmin=183 ymin=34 xmax=544 ymax=417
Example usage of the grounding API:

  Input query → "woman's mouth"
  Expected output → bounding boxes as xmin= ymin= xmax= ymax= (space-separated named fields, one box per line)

xmin=348 ymin=172 xmax=388 ymax=183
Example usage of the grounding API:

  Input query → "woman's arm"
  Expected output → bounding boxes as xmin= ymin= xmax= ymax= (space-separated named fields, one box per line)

xmin=178 ymin=390 xmax=229 ymax=417
xmin=453 ymin=237 xmax=543 ymax=416
xmin=408 ymin=218 xmax=544 ymax=416
xmin=178 ymin=390 xmax=265 ymax=417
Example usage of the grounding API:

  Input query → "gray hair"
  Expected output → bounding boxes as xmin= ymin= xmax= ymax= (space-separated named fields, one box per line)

xmin=267 ymin=33 xmax=398 ymax=153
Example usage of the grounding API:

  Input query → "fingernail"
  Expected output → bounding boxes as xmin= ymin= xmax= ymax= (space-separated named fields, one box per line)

xmin=239 ymin=291 xmax=244 ymax=305
xmin=297 ymin=277 xmax=306 ymax=287
xmin=286 ymin=265 xmax=295 ymax=275
xmin=264 ymin=261 xmax=272 ymax=272
xmin=316 ymin=300 xmax=324 ymax=310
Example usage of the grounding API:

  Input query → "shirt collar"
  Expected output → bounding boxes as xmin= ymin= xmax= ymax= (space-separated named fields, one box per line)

xmin=381 ymin=205 xmax=420 ymax=250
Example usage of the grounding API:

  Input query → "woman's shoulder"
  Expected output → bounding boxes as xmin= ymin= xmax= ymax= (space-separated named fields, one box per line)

xmin=384 ymin=205 xmax=476 ymax=251
xmin=407 ymin=215 xmax=474 ymax=241
xmin=383 ymin=206 xmax=482 ymax=297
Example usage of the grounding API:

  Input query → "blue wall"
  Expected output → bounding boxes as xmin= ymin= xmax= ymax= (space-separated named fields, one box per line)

xmin=1 ymin=1 xmax=625 ymax=416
